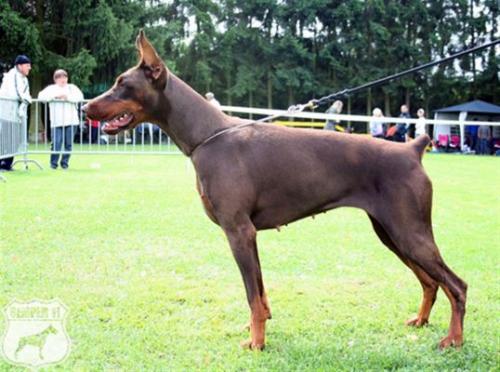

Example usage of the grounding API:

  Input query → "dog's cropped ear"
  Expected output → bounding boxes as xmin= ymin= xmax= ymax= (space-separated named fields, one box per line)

xmin=136 ymin=29 xmax=167 ymax=85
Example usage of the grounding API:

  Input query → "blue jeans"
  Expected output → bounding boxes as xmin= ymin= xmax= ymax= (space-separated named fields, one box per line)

xmin=51 ymin=126 xmax=76 ymax=168
xmin=478 ymin=138 xmax=489 ymax=155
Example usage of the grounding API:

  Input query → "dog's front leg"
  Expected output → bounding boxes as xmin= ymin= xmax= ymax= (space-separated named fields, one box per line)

xmin=224 ymin=220 xmax=271 ymax=350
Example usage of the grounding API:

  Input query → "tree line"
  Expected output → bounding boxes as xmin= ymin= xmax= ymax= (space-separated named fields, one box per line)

xmin=1 ymin=0 xmax=499 ymax=117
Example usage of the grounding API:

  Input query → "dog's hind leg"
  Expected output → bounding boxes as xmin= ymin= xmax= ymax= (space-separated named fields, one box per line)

xmin=368 ymin=215 xmax=438 ymax=327
xmin=222 ymin=217 xmax=271 ymax=350
xmin=405 ymin=238 xmax=467 ymax=349
xmin=368 ymin=165 xmax=466 ymax=348
xmin=436 ymin=265 xmax=467 ymax=348
xmin=370 ymin=205 xmax=467 ymax=348
xmin=400 ymin=235 xmax=467 ymax=348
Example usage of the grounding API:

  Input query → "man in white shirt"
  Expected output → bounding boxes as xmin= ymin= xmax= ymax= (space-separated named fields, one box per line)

xmin=38 ymin=69 xmax=83 ymax=169
xmin=0 ymin=55 xmax=32 ymax=170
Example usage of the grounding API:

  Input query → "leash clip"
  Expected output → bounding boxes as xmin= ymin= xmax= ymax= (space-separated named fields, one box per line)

xmin=287 ymin=100 xmax=317 ymax=113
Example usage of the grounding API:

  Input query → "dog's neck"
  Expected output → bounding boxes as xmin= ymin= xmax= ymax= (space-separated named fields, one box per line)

xmin=154 ymin=73 xmax=233 ymax=156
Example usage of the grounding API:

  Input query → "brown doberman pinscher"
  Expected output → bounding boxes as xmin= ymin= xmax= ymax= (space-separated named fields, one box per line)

xmin=83 ymin=31 xmax=467 ymax=350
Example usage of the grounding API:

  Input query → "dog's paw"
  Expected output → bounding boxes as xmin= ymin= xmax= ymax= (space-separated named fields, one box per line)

xmin=240 ymin=339 xmax=265 ymax=351
xmin=405 ymin=316 xmax=428 ymax=327
xmin=439 ymin=334 xmax=463 ymax=349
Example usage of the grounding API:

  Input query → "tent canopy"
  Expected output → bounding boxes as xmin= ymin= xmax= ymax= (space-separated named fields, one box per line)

xmin=433 ymin=100 xmax=500 ymax=148
xmin=434 ymin=100 xmax=500 ymax=115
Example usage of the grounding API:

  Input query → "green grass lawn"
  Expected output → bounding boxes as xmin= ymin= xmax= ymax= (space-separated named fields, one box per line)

xmin=1 ymin=153 xmax=499 ymax=371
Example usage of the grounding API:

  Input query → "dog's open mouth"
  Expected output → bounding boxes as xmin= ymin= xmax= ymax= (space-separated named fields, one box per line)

xmin=102 ymin=112 xmax=135 ymax=134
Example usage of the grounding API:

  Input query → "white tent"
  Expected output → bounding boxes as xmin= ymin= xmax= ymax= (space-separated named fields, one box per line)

xmin=433 ymin=100 xmax=500 ymax=149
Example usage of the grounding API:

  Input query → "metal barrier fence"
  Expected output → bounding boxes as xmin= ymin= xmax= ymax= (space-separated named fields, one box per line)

xmin=0 ymin=98 xmax=23 ymax=160
xmin=6 ymin=98 xmax=500 ymax=162
xmin=0 ymin=97 xmax=41 ymax=181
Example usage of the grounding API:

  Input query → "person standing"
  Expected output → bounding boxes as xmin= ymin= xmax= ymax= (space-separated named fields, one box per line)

xmin=395 ymin=104 xmax=410 ymax=142
xmin=38 ymin=69 xmax=83 ymax=169
xmin=323 ymin=100 xmax=343 ymax=131
xmin=369 ymin=107 xmax=385 ymax=139
xmin=87 ymin=118 xmax=101 ymax=144
xmin=466 ymin=123 xmax=479 ymax=152
xmin=0 ymin=55 xmax=32 ymax=171
xmin=415 ymin=108 xmax=427 ymax=137
xmin=477 ymin=125 xmax=491 ymax=155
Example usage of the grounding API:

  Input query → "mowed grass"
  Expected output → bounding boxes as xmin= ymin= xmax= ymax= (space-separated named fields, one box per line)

xmin=0 ymin=153 xmax=498 ymax=371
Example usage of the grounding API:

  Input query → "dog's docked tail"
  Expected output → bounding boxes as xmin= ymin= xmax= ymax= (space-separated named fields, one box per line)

xmin=410 ymin=134 xmax=431 ymax=161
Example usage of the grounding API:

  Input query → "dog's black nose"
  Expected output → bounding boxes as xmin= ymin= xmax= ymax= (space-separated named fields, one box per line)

xmin=81 ymin=104 xmax=88 ymax=113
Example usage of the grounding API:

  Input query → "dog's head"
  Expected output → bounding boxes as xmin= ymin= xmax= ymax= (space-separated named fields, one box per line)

xmin=83 ymin=30 xmax=168 ymax=135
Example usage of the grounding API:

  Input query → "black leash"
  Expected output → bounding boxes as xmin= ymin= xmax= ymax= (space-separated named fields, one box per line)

xmin=189 ymin=39 xmax=499 ymax=155
xmin=289 ymin=39 xmax=500 ymax=111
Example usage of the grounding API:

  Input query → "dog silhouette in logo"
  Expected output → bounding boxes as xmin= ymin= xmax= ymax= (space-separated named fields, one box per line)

xmin=15 ymin=324 xmax=58 ymax=360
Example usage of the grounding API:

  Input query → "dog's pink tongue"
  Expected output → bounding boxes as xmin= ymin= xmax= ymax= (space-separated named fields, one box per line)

xmin=103 ymin=115 xmax=132 ymax=134
xmin=102 ymin=123 xmax=119 ymax=134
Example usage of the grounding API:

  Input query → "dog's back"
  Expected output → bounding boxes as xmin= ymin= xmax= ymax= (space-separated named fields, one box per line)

xmin=193 ymin=124 xmax=430 ymax=230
